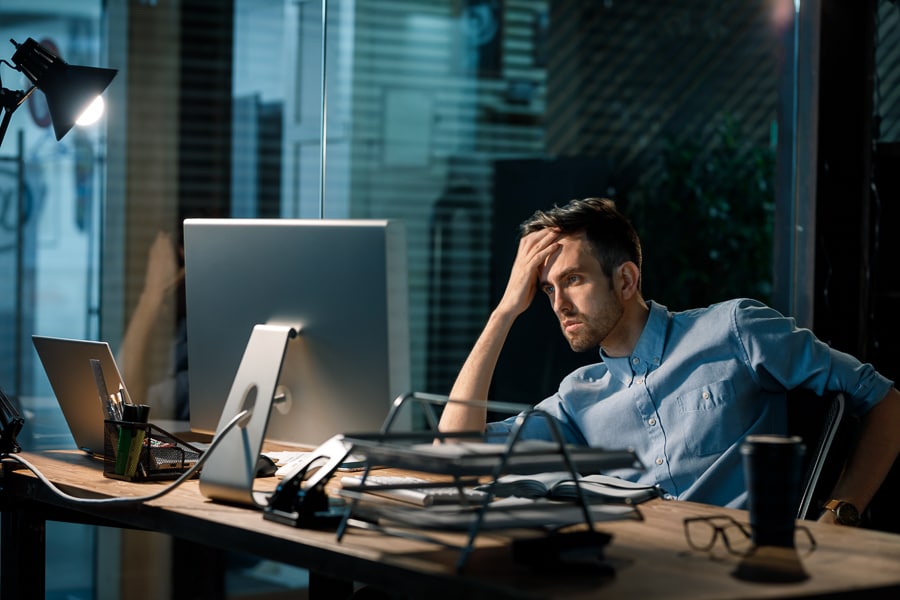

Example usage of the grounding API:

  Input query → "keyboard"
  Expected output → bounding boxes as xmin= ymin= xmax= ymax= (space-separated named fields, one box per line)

xmin=265 ymin=450 xmax=368 ymax=479
xmin=340 ymin=475 xmax=488 ymax=507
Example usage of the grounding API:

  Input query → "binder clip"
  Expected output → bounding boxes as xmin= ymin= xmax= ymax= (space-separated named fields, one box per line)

xmin=263 ymin=435 xmax=352 ymax=529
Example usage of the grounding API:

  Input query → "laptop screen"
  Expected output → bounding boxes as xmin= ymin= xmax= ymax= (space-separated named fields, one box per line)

xmin=32 ymin=335 xmax=129 ymax=455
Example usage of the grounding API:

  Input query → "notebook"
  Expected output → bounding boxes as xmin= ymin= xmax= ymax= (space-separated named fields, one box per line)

xmin=32 ymin=335 xmax=131 ymax=456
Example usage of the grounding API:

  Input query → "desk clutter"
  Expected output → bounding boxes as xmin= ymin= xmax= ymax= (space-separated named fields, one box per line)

xmin=37 ymin=365 xmax=655 ymax=572
xmin=330 ymin=432 xmax=647 ymax=570
xmin=260 ymin=392 xmax=656 ymax=572
xmin=102 ymin=420 xmax=203 ymax=482
xmin=26 ymin=332 xmax=652 ymax=572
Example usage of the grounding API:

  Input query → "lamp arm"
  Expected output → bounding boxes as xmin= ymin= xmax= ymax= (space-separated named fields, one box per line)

xmin=0 ymin=85 xmax=35 ymax=147
xmin=0 ymin=85 xmax=34 ymax=112
xmin=0 ymin=107 xmax=12 ymax=147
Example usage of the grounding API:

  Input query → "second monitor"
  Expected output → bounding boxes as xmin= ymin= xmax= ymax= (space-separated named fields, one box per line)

xmin=183 ymin=218 xmax=411 ymax=448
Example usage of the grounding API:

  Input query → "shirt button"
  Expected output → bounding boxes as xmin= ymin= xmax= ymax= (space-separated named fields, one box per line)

xmin=702 ymin=391 xmax=710 ymax=400
xmin=648 ymin=418 xmax=657 ymax=426
xmin=636 ymin=377 xmax=644 ymax=385
xmin=632 ymin=357 xmax=640 ymax=365
xmin=655 ymin=457 xmax=664 ymax=465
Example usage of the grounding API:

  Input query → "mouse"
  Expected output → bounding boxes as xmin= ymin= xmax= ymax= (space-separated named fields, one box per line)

xmin=255 ymin=454 xmax=278 ymax=478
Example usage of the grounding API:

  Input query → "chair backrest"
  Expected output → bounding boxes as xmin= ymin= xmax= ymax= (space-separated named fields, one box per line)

xmin=796 ymin=392 xmax=846 ymax=520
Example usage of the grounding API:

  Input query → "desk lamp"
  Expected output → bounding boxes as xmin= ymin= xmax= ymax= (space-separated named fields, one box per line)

xmin=0 ymin=38 xmax=116 ymax=452
xmin=0 ymin=37 xmax=117 ymax=146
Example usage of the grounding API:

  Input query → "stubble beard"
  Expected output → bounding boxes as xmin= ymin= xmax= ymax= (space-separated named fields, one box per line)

xmin=561 ymin=303 xmax=625 ymax=353
xmin=564 ymin=324 xmax=603 ymax=353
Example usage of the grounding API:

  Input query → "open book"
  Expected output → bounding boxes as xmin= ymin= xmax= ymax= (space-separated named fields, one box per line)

xmin=480 ymin=472 xmax=661 ymax=504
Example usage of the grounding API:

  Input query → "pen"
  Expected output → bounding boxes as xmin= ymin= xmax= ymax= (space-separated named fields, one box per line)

xmin=118 ymin=382 xmax=133 ymax=406
xmin=115 ymin=390 xmax=125 ymax=420
xmin=108 ymin=391 xmax=123 ymax=421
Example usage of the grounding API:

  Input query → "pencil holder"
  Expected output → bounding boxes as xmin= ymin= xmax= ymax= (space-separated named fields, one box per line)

xmin=103 ymin=420 xmax=203 ymax=481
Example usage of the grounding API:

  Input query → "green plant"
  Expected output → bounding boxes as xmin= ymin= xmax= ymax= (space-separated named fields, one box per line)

xmin=632 ymin=116 xmax=775 ymax=310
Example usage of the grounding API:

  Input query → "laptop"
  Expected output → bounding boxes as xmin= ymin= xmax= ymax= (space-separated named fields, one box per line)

xmin=32 ymin=335 xmax=130 ymax=456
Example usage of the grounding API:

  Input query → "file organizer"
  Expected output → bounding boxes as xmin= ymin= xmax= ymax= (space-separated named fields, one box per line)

xmin=103 ymin=420 xmax=203 ymax=482
xmin=331 ymin=392 xmax=645 ymax=572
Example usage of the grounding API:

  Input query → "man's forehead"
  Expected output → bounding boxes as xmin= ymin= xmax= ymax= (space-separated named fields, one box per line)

xmin=556 ymin=230 xmax=589 ymax=247
xmin=540 ymin=232 xmax=597 ymax=278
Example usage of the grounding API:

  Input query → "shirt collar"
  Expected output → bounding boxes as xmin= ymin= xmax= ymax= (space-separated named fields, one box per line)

xmin=600 ymin=300 xmax=669 ymax=385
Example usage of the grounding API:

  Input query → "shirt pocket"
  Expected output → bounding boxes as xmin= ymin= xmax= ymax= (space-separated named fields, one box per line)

xmin=675 ymin=380 xmax=739 ymax=457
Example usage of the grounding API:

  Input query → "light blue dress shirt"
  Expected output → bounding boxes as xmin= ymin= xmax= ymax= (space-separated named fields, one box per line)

xmin=486 ymin=299 xmax=893 ymax=508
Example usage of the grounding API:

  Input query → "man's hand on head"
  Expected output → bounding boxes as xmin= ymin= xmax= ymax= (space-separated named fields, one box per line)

xmin=497 ymin=228 xmax=561 ymax=318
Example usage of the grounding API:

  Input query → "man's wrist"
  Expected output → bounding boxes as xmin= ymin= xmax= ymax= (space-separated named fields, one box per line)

xmin=823 ymin=499 xmax=862 ymax=526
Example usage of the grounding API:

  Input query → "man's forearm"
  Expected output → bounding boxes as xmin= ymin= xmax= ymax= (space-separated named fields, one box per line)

xmin=439 ymin=309 xmax=519 ymax=433
xmin=820 ymin=387 xmax=900 ymax=520
xmin=439 ymin=228 xmax=562 ymax=434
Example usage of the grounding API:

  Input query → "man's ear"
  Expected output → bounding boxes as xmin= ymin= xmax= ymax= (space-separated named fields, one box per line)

xmin=617 ymin=262 xmax=641 ymax=300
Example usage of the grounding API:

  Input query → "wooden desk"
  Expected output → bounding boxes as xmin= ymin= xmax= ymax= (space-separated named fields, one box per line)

xmin=3 ymin=449 xmax=900 ymax=599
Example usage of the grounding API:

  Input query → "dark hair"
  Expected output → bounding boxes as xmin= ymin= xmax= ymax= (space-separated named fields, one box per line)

xmin=520 ymin=197 xmax=642 ymax=279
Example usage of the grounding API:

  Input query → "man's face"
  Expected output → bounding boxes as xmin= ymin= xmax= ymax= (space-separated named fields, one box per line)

xmin=538 ymin=232 xmax=624 ymax=352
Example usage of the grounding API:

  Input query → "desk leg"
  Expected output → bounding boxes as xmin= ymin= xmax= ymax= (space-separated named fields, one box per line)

xmin=171 ymin=538 xmax=226 ymax=600
xmin=309 ymin=572 xmax=354 ymax=599
xmin=1 ymin=502 xmax=46 ymax=600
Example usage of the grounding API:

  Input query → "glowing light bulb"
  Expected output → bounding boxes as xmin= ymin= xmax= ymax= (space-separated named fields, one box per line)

xmin=75 ymin=96 xmax=105 ymax=126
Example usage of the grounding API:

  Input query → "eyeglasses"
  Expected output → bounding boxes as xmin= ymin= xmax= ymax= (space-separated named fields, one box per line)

xmin=683 ymin=515 xmax=817 ymax=557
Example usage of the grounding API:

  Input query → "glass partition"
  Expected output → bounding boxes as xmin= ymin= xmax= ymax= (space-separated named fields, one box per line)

xmin=312 ymin=0 xmax=786 ymax=401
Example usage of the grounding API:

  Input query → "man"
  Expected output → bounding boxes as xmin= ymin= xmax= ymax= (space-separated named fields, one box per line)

xmin=439 ymin=197 xmax=900 ymax=523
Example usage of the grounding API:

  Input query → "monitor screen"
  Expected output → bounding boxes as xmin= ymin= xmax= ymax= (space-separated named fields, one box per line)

xmin=183 ymin=218 xmax=411 ymax=447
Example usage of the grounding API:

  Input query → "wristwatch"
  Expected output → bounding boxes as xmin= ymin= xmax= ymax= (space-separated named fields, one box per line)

xmin=824 ymin=499 xmax=861 ymax=526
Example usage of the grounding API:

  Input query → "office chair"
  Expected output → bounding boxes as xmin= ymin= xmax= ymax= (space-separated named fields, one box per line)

xmin=796 ymin=392 xmax=847 ymax=520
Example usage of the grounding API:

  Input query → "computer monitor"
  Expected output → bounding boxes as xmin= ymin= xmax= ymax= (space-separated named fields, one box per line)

xmin=183 ymin=218 xmax=411 ymax=448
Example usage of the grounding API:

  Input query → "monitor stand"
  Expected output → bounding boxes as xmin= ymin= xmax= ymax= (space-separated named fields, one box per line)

xmin=199 ymin=323 xmax=297 ymax=507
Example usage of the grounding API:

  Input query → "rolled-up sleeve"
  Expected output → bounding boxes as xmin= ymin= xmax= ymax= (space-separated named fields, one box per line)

xmin=732 ymin=299 xmax=893 ymax=416
xmin=485 ymin=398 xmax=589 ymax=445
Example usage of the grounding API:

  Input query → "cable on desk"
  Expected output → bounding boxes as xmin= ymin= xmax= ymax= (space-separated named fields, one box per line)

xmin=0 ymin=409 xmax=249 ymax=505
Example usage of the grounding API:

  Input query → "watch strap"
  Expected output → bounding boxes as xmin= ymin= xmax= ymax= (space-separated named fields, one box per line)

xmin=824 ymin=499 xmax=861 ymax=526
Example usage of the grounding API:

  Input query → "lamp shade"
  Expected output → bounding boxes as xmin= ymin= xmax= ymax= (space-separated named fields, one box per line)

xmin=11 ymin=37 xmax=117 ymax=141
